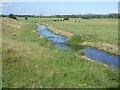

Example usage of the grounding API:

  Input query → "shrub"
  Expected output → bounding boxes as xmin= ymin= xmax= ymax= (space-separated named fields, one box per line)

xmin=64 ymin=18 xmax=69 ymax=20
xmin=66 ymin=34 xmax=83 ymax=45
xmin=81 ymin=16 xmax=90 ymax=19
xmin=79 ymin=51 xmax=85 ymax=56
xmin=8 ymin=14 xmax=17 ymax=20
xmin=25 ymin=17 xmax=28 ymax=20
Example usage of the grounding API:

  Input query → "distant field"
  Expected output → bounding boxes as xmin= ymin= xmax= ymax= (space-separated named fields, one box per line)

xmin=2 ymin=17 xmax=119 ymax=88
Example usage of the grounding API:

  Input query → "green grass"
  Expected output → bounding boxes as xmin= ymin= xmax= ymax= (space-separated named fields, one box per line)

xmin=66 ymin=34 xmax=84 ymax=45
xmin=0 ymin=17 xmax=2 ymax=89
xmin=2 ymin=17 xmax=119 ymax=88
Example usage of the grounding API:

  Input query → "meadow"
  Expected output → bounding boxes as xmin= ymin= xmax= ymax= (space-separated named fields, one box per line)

xmin=2 ymin=17 xmax=119 ymax=88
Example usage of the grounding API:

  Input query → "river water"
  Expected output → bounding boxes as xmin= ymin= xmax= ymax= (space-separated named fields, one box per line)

xmin=36 ymin=24 xmax=120 ymax=69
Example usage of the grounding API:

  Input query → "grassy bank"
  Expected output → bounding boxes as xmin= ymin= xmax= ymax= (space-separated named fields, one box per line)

xmin=2 ymin=17 xmax=119 ymax=88
xmin=0 ymin=17 xmax=2 ymax=89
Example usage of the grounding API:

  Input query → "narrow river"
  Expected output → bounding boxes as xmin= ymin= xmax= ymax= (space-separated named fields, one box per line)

xmin=36 ymin=24 xmax=120 ymax=69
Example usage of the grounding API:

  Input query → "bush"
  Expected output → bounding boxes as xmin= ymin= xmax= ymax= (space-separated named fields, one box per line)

xmin=81 ymin=16 xmax=90 ymax=19
xmin=64 ymin=18 xmax=69 ymax=20
xmin=8 ymin=14 xmax=17 ymax=20
xmin=66 ymin=34 xmax=83 ymax=45
xmin=76 ymin=51 xmax=85 ymax=56
xmin=25 ymin=17 xmax=28 ymax=20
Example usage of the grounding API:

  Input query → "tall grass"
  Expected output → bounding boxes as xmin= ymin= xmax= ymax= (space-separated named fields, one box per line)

xmin=66 ymin=34 xmax=84 ymax=45
xmin=0 ymin=17 xmax=2 ymax=89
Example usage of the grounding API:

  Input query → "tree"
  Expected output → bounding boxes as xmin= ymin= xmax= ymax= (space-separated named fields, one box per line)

xmin=25 ymin=16 xmax=28 ymax=20
xmin=64 ymin=18 xmax=69 ymax=20
xmin=8 ymin=14 xmax=17 ymax=20
xmin=81 ymin=16 xmax=89 ymax=19
xmin=97 ymin=16 xmax=100 ymax=18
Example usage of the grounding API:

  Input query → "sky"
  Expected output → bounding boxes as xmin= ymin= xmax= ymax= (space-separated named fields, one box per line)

xmin=1 ymin=0 xmax=119 ymax=15
xmin=1 ymin=0 xmax=120 ymax=2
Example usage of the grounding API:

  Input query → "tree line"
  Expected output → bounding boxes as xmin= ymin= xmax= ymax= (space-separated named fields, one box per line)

xmin=0 ymin=13 xmax=119 ymax=19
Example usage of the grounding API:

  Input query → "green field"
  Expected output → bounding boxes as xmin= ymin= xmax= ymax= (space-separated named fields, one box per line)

xmin=2 ymin=17 xmax=119 ymax=88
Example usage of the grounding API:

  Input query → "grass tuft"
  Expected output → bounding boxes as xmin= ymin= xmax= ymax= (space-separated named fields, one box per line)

xmin=66 ymin=34 xmax=84 ymax=45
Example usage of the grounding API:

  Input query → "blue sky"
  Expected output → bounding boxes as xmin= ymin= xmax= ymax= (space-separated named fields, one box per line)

xmin=1 ymin=1 xmax=118 ymax=15
xmin=1 ymin=0 xmax=119 ymax=2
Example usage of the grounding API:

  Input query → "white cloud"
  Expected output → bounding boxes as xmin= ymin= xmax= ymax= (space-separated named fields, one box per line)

xmin=0 ymin=0 xmax=14 ymax=7
xmin=0 ymin=5 xmax=3 ymax=7
xmin=1 ymin=0 xmax=13 ymax=4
